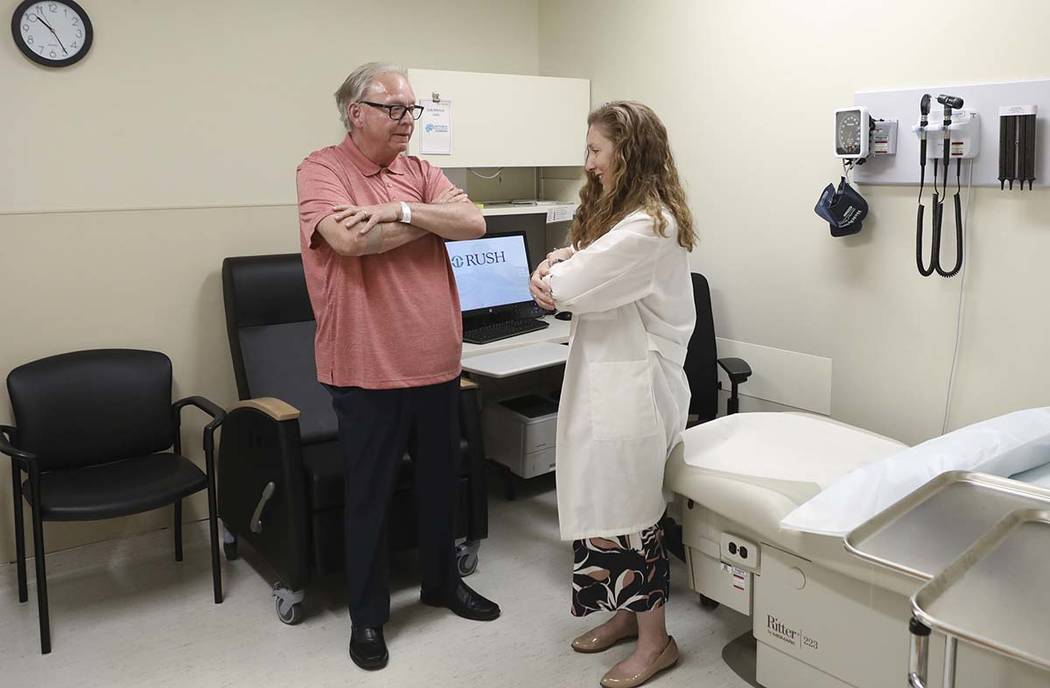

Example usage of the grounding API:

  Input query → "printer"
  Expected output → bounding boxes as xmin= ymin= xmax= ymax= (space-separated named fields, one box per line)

xmin=484 ymin=394 xmax=558 ymax=479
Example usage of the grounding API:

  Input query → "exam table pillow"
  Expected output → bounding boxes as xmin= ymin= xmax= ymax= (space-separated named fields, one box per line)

xmin=1010 ymin=460 xmax=1050 ymax=488
xmin=780 ymin=406 xmax=1050 ymax=536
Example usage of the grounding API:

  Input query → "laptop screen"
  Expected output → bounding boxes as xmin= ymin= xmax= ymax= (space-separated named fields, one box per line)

xmin=446 ymin=232 xmax=533 ymax=313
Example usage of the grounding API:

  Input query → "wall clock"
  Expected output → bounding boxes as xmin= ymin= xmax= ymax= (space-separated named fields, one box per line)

xmin=12 ymin=0 xmax=92 ymax=68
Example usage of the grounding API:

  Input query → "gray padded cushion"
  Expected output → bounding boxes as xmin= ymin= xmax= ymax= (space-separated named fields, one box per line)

xmin=238 ymin=321 xmax=337 ymax=444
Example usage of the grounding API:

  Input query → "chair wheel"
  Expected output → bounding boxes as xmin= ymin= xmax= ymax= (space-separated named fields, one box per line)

xmin=698 ymin=593 xmax=720 ymax=610
xmin=275 ymin=596 xmax=304 ymax=625
xmin=457 ymin=551 xmax=478 ymax=577
xmin=273 ymin=584 xmax=306 ymax=625
xmin=456 ymin=541 xmax=479 ymax=577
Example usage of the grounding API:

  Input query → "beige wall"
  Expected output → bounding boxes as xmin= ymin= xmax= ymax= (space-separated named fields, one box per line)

xmin=539 ymin=0 xmax=1050 ymax=444
xmin=3 ymin=0 xmax=541 ymax=213
xmin=7 ymin=0 xmax=1050 ymax=564
xmin=0 ymin=0 xmax=541 ymax=563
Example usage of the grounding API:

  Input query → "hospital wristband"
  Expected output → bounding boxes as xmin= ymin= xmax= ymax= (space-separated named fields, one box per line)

xmin=399 ymin=201 xmax=412 ymax=225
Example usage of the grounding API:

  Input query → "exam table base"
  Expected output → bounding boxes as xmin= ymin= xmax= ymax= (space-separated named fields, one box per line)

xmin=680 ymin=508 xmax=1047 ymax=687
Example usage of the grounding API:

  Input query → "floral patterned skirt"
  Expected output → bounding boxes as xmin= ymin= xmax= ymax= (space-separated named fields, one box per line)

xmin=571 ymin=522 xmax=669 ymax=617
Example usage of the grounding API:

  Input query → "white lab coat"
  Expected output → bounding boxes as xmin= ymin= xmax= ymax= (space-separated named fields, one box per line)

xmin=545 ymin=209 xmax=695 ymax=541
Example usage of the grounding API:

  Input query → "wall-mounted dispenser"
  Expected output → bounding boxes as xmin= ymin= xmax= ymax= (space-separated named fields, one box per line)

xmin=998 ymin=105 xmax=1037 ymax=190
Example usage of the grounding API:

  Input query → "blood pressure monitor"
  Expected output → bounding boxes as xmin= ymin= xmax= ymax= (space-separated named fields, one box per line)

xmin=834 ymin=106 xmax=870 ymax=160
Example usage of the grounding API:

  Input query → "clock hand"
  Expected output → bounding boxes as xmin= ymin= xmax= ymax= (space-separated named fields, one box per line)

xmin=34 ymin=8 xmax=68 ymax=54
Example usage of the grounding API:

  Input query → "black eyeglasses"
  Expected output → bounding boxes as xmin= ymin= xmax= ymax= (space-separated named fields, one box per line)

xmin=359 ymin=101 xmax=425 ymax=121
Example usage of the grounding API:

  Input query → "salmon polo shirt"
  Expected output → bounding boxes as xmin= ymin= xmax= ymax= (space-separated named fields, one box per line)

xmin=296 ymin=135 xmax=463 ymax=389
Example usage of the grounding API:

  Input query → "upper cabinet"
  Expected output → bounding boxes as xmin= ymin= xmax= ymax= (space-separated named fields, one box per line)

xmin=407 ymin=69 xmax=591 ymax=168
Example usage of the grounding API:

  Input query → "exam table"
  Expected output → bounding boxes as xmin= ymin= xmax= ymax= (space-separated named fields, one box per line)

xmin=666 ymin=411 xmax=1050 ymax=688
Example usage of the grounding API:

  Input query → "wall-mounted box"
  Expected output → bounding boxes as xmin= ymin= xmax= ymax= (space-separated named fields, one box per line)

xmin=407 ymin=69 xmax=590 ymax=168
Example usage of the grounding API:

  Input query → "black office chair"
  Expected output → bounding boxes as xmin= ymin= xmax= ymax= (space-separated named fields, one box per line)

xmin=217 ymin=253 xmax=489 ymax=625
xmin=684 ymin=272 xmax=752 ymax=425
xmin=1 ymin=349 xmax=225 ymax=654
xmin=663 ymin=273 xmax=753 ymax=570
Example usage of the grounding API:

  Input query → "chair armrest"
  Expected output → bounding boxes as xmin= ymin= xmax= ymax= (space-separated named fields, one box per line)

xmin=229 ymin=397 xmax=301 ymax=422
xmin=0 ymin=425 xmax=35 ymax=468
xmin=717 ymin=357 xmax=752 ymax=385
xmin=173 ymin=396 xmax=226 ymax=473
xmin=218 ymin=398 xmax=310 ymax=588
xmin=460 ymin=377 xmax=479 ymax=391
xmin=174 ymin=395 xmax=227 ymax=429
xmin=716 ymin=357 xmax=751 ymax=416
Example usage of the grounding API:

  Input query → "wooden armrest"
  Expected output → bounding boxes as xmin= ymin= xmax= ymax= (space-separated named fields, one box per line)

xmin=230 ymin=397 xmax=300 ymax=421
xmin=460 ymin=377 xmax=478 ymax=391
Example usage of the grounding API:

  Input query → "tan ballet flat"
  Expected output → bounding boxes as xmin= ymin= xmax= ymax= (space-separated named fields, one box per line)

xmin=599 ymin=636 xmax=678 ymax=688
xmin=571 ymin=623 xmax=638 ymax=653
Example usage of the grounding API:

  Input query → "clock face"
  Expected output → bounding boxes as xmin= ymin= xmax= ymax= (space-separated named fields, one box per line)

xmin=836 ymin=111 xmax=861 ymax=155
xmin=12 ymin=0 xmax=92 ymax=67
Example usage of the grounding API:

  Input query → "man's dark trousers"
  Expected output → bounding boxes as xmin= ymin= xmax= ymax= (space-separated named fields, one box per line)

xmin=327 ymin=377 xmax=460 ymax=627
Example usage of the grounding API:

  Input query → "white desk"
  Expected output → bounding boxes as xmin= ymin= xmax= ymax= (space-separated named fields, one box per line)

xmin=461 ymin=316 xmax=569 ymax=491
xmin=462 ymin=342 xmax=568 ymax=378
xmin=461 ymin=316 xmax=571 ymax=378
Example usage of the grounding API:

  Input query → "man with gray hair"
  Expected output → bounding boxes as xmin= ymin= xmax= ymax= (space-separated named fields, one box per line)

xmin=296 ymin=62 xmax=499 ymax=671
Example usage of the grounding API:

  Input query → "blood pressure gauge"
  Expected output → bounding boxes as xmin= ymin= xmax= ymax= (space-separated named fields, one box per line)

xmin=834 ymin=106 xmax=870 ymax=160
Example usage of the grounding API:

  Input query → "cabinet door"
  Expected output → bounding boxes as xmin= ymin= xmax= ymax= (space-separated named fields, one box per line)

xmin=407 ymin=69 xmax=590 ymax=168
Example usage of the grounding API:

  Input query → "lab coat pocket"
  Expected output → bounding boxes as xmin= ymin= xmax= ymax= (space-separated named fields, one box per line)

xmin=588 ymin=361 xmax=659 ymax=441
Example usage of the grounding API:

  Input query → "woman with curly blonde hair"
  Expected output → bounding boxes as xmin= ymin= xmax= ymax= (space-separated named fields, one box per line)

xmin=530 ymin=101 xmax=696 ymax=688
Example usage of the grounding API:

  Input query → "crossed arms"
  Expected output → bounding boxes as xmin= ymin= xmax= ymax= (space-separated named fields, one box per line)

xmin=315 ymin=185 xmax=485 ymax=257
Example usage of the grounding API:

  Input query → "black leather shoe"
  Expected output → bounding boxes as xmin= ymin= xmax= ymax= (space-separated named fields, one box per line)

xmin=349 ymin=626 xmax=388 ymax=670
xmin=421 ymin=581 xmax=501 ymax=621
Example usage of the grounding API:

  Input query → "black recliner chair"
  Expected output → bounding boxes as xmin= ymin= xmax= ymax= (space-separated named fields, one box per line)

xmin=217 ymin=253 xmax=488 ymax=624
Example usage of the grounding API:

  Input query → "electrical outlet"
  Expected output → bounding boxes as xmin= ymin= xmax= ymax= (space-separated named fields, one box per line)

xmin=721 ymin=533 xmax=759 ymax=571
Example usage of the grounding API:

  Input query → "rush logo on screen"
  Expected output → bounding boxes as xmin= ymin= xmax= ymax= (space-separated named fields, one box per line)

xmin=451 ymin=251 xmax=507 ymax=268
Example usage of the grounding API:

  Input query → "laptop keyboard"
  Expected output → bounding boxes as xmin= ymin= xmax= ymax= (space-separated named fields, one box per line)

xmin=463 ymin=318 xmax=549 ymax=345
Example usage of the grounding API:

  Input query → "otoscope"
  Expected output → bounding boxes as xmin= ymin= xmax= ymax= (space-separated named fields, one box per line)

xmin=938 ymin=94 xmax=964 ymax=198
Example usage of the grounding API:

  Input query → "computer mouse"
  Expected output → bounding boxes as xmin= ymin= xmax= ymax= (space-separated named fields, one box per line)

xmin=554 ymin=311 xmax=572 ymax=321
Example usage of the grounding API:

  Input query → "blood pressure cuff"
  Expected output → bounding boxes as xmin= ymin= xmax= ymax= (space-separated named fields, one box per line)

xmin=814 ymin=177 xmax=868 ymax=237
